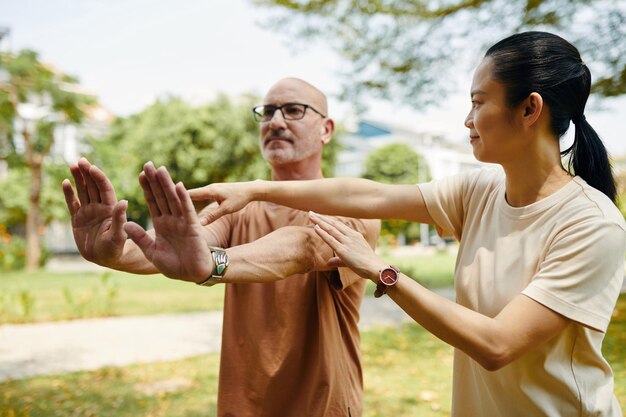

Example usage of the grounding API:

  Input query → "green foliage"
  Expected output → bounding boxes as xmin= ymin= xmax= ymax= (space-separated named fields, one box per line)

xmin=0 ymin=225 xmax=26 ymax=270
xmin=254 ymin=0 xmax=626 ymax=107
xmin=88 ymin=96 xmax=268 ymax=224
xmin=0 ymin=49 xmax=95 ymax=269
xmin=88 ymin=95 xmax=340 ymax=224
xmin=0 ymin=161 xmax=71 ymax=227
xmin=363 ymin=142 xmax=428 ymax=183
xmin=363 ymin=143 xmax=429 ymax=243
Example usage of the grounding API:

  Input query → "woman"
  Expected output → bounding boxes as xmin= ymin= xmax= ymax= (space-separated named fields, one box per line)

xmin=190 ymin=32 xmax=625 ymax=416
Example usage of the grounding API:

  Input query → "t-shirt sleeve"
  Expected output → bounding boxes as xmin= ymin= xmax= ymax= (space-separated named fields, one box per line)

xmin=330 ymin=217 xmax=381 ymax=291
xmin=199 ymin=203 xmax=233 ymax=248
xmin=418 ymin=168 xmax=502 ymax=241
xmin=522 ymin=220 xmax=626 ymax=333
xmin=417 ymin=171 xmax=474 ymax=240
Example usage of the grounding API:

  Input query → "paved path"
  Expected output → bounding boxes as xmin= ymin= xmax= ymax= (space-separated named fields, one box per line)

xmin=0 ymin=290 xmax=454 ymax=382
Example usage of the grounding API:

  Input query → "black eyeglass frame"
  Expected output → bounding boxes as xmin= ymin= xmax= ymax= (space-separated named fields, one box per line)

xmin=252 ymin=102 xmax=327 ymax=122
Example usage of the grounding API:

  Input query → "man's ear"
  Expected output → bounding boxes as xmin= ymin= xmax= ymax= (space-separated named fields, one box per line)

xmin=520 ymin=92 xmax=544 ymax=128
xmin=321 ymin=118 xmax=334 ymax=145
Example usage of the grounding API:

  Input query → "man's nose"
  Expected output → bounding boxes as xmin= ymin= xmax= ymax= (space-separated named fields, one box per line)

xmin=268 ymin=108 xmax=287 ymax=129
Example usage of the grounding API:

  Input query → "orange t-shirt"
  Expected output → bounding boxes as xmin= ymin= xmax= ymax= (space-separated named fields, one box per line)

xmin=206 ymin=201 xmax=379 ymax=417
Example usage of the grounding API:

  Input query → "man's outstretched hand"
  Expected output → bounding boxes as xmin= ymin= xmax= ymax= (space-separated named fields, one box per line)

xmin=62 ymin=158 xmax=128 ymax=268
xmin=124 ymin=162 xmax=213 ymax=283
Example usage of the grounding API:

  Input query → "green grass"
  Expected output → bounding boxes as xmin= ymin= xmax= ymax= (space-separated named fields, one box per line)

xmin=3 ymin=295 xmax=625 ymax=417
xmin=362 ymin=249 xmax=456 ymax=296
xmin=0 ymin=253 xmax=623 ymax=415
xmin=0 ymin=251 xmax=456 ymax=324
xmin=0 ymin=270 xmax=224 ymax=324
xmin=380 ymin=250 xmax=456 ymax=288
xmin=0 ymin=326 xmax=451 ymax=417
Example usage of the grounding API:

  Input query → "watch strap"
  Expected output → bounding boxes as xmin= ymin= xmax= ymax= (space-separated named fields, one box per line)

xmin=196 ymin=246 xmax=229 ymax=287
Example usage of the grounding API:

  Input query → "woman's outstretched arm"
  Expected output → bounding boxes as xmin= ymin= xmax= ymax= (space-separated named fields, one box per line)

xmin=189 ymin=178 xmax=434 ymax=225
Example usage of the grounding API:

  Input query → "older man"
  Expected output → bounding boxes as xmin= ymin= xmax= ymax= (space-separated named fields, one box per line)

xmin=63 ymin=78 xmax=380 ymax=417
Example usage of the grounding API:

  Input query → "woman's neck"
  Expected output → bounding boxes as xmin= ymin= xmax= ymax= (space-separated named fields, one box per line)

xmin=502 ymin=138 xmax=572 ymax=207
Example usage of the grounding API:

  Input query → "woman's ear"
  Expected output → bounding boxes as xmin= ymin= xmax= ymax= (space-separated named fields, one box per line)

xmin=521 ymin=92 xmax=544 ymax=128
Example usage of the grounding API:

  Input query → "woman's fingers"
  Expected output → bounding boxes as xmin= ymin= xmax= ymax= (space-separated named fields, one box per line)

xmin=308 ymin=212 xmax=357 ymax=242
xmin=312 ymin=223 xmax=341 ymax=251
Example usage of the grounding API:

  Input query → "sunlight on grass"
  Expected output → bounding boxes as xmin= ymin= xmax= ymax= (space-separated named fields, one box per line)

xmin=1 ymin=294 xmax=624 ymax=417
xmin=0 ymin=270 xmax=224 ymax=324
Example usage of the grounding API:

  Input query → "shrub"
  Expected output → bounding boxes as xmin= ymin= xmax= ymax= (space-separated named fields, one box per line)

xmin=0 ymin=226 xmax=27 ymax=271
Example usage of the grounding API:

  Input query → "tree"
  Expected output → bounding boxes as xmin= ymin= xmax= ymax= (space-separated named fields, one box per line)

xmin=0 ymin=50 xmax=93 ymax=270
xmin=88 ymin=95 xmax=341 ymax=226
xmin=363 ymin=143 xmax=429 ymax=244
xmin=253 ymin=0 xmax=626 ymax=109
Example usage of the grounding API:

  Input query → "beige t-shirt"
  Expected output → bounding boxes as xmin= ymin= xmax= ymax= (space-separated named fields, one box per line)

xmin=206 ymin=201 xmax=380 ymax=417
xmin=419 ymin=168 xmax=625 ymax=417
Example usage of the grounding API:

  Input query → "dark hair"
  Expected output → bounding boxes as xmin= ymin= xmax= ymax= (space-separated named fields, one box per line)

xmin=485 ymin=31 xmax=617 ymax=204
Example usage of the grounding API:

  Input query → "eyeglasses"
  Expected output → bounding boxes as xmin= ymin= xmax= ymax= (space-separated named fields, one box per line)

xmin=252 ymin=102 xmax=327 ymax=123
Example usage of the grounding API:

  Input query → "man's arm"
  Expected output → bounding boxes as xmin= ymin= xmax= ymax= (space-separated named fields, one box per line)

xmin=125 ymin=162 xmax=350 ymax=284
xmin=218 ymin=225 xmax=334 ymax=283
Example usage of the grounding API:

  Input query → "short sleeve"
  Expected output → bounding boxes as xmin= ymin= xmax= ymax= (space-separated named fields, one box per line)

xmin=522 ymin=220 xmax=625 ymax=332
xmin=200 ymin=202 xmax=234 ymax=248
xmin=417 ymin=169 xmax=477 ymax=240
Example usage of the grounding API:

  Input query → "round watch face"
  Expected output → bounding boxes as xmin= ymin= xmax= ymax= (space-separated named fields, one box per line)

xmin=380 ymin=268 xmax=398 ymax=286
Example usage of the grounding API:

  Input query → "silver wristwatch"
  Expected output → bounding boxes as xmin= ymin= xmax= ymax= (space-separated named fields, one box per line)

xmin=196 ymin=247 xmax=229 ymax=287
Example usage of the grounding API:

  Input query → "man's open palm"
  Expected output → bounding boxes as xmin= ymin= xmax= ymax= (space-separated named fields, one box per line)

xmin=62 ymin=158 xmax=128 ymax=267
xmin=124 ymin=162 xmax=213 ymax=282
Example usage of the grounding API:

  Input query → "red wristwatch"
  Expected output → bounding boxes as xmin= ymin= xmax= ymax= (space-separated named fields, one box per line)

xmin=374 ymin=265 xmax=400 ymax=298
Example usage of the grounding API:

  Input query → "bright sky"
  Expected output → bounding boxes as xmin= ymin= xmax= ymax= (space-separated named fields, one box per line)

xmin=2 ymin=0 xmax=625 ymax=155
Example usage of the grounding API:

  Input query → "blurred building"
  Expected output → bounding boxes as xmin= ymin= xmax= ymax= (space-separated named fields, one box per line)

xmin=336 ymin=119 xmax=483 ymax=246
xmin=336 ymin=119 xmax=482 ymax=180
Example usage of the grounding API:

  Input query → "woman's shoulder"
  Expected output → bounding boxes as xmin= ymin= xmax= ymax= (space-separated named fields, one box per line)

xmin=569 ymin=177 xmax=626 ymax=230
xmin=459 ymin=165 xmax=504 ymax=194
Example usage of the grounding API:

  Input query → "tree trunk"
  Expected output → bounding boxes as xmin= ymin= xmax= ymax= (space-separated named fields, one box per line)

xmin=23 ymin=124 xmax=44 ymax=272
xmin=25 ymin=159 xmax=42 ymax=271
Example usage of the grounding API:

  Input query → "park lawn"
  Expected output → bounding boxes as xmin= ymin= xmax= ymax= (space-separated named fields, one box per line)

xmin=2 ymin=294 xmax=624 ymax=417
xmin=380 ymin=250 xmax=457 ymax=288
xmin=0 ymin=250 xmax=457 ymax=323
xmin=0 ymin=270 xmax=225 ymax=324
xmin=0 ymin=323 xmax=452 ymax=417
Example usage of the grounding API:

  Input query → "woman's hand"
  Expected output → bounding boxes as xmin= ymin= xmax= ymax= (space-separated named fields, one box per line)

xmin=308 ymin=211 xmax=386 ymax=282
xmin=188 ymin=181 xmax=261 ymax=225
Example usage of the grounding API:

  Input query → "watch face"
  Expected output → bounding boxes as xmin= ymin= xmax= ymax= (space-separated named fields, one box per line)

xmin=380 ymin=268 xmax=398 ymax=285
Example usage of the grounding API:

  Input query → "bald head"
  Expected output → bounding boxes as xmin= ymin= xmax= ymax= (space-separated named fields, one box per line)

xmin=264 ymin=78 xmax=328 ymax=116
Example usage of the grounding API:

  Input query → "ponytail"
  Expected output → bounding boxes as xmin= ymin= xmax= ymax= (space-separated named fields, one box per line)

xmin=563 ymin=117 xmax=617 ymax=203
xmin=486 ymin=32 xmax=618 ymax=204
